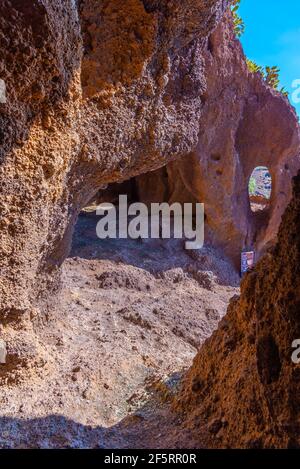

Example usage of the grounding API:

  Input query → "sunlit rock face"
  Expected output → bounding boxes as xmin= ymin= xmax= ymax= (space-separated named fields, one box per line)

xmin=136 ymin=13 xmax=300 ymax=265
xmin=1 ymin=0 xmax=300 ymax=451
xmin=0 ymin=0 xmax=228 ymax=316
xmin=174 ymin=172 xmax=300 ymax=448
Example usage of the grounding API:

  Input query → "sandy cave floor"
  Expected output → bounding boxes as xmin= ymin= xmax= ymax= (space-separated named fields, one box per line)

xmin=0 ymin=212 xmax=240 ymax=448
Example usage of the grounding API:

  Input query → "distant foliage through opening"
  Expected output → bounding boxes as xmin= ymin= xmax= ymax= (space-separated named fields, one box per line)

xmin=248 ymin=166 xmax=272 ymax=212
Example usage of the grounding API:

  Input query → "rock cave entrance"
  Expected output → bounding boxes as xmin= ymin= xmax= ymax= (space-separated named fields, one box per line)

xmin=1 ymin=0 xmax=300 ymax=451
xmin=248 ymin=166 xmax=272 ymax=213
xmin=63 ymin=171 xmax=240 ymax=428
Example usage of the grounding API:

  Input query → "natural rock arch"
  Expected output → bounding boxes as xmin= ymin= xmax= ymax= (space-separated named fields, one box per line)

xmin=136 ymin=14 xmax=300 ymax=266
xmin=0 ymin=0 xmax=227 ymax=317
xmin=248 ymin=166 xmax=272 ymax=213
xmin=0 ymin=0 xmax=300 ymax=450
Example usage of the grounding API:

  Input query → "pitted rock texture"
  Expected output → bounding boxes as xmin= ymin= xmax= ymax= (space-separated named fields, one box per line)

xmin=173 ymin=174 xmax=300 ymax=449
xmin=0 ymin=0 xmax=228 ymax=316
xmin=1 ymin=0 xmax=300 ymax=451
xmin=136 ymin=14 xmax=300 ymax=265
xmin=0 ymin=0 xmax=82 ymax=316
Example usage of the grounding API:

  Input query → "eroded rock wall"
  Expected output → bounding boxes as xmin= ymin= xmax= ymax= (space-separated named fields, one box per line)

xmin=136 ymin=14 xmax=300 ymax=265
xmin=1 ymin=0 xmax=300 ymax=450
xmin=0 ymin=0 xmax=228 ymax=317
xmin=0 ymin=0 xmax=82 ymax=316
xmin=174 ymin=172 xmax=300 ymax=448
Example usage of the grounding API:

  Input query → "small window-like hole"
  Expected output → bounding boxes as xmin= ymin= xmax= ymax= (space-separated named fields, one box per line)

xmin=248 ymin=166 xmax=272 ymax=212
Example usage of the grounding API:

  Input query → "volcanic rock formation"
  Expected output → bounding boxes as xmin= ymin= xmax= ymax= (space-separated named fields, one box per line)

xmin=1 ymin=0 xmax=300 ymax=450
xmin=174 ymin=172 xmax=300 ymax=449
xmin=136 ymin=13 xmax=300 ymax=264
xmin=0 ymin=0 xmax=228 ymax=316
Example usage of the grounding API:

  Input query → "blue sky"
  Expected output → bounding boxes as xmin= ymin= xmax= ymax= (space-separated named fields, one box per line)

xmin=239 ymin=0 xmax=300 ymax=116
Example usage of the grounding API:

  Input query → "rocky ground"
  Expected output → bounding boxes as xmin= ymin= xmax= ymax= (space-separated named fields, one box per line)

xmin=0 ymin=212 xmax=239 ymax=448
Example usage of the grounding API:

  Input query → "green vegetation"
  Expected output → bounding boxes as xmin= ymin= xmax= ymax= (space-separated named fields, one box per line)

xmin=231 ymin=0 xmax=245 ymax=38
xmin=246 ymin=59 xmax=264 ymax=75
xmin=246 ymin=60 xmax=289 ymax=97
xmin=248 ymin=176 xmax=256 ymax=196
xmin=265 ymin=66 xmax=289 ymax=97
xmin=265 ymin=65 xmax=281 ymax=89
xmin=231 ymin=1 xmax=288 ymax=98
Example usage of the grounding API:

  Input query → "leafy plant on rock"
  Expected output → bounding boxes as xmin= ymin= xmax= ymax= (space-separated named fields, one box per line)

xmin=246 ymin=59 xmax=264 ymax=75
xmin=246 ymin=61 xmax=289 ymax=97
xmin=231 ymin=0 xmax=245 ymax=38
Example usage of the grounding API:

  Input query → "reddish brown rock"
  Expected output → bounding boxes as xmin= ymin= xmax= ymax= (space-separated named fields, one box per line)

xmin=174 ymin=173 xmax=300 ymax=448
xmin=1 ymin=0 xmax=300 ymax=451
xmin=0 ymin=0 xmax=228 ymax=317
xmin=137 ymin=14 xmax=300 ymax=265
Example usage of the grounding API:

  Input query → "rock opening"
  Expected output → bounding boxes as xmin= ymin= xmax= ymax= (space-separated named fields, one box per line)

xmin=249 ymin=166 xmax=272 ymax=213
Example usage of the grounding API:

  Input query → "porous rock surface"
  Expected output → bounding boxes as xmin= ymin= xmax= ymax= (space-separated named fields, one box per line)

xmin=173 ymin=174 xmax=300 ymax=448
xmin=136 ymin=13 xmax=300 ymax=264
xmin=1 ymin=0 xmax=300 ymax=450
xmin=0 ymin=0 xmax=228 ymax=316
